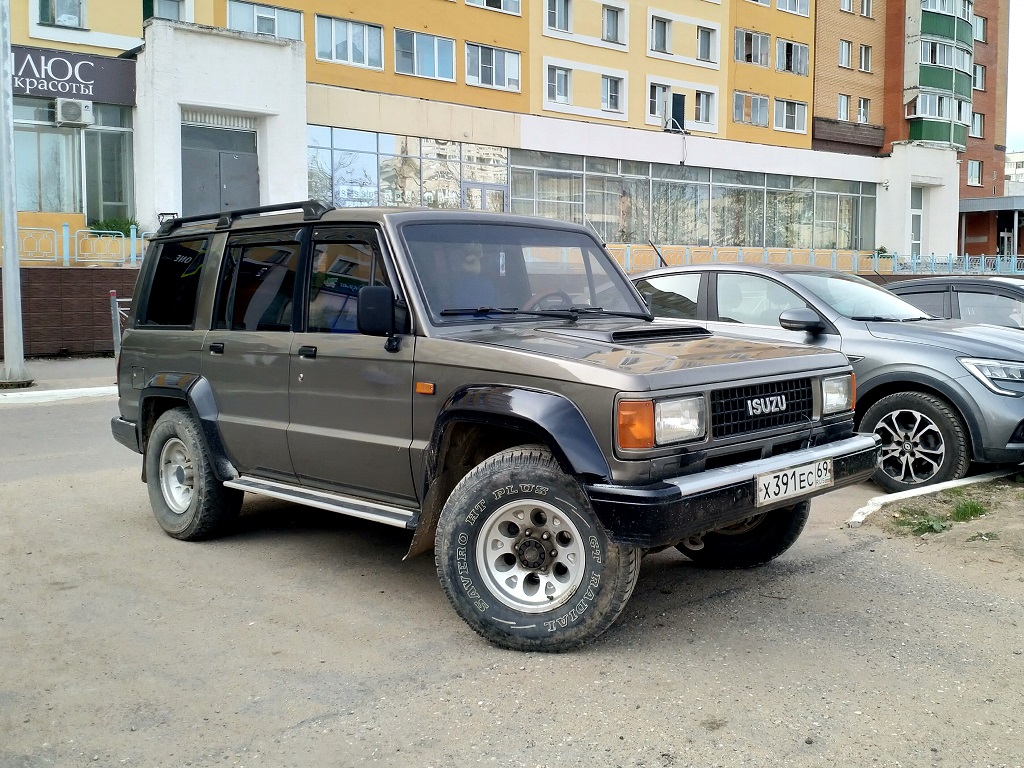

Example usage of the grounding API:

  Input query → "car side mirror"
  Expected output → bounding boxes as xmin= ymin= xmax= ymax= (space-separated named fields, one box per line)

xmin=358 ymin=285 xmax=396 ymax=338
xmin=778 ymin=307 xmax=826 ymax=335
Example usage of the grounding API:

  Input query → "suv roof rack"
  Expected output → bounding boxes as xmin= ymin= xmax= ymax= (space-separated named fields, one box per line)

xmin=155 ymin=200 xmax=335 ymax=236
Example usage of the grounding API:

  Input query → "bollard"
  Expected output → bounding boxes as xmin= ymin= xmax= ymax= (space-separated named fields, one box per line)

xmin=62 ymin=223 xmax=70 ymax=266
xmin=129 ymin=225 xmax=137 ymax=266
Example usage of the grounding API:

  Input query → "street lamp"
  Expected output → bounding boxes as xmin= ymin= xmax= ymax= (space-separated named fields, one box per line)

xmin=1 ymin=0 xmax=32 ymax=385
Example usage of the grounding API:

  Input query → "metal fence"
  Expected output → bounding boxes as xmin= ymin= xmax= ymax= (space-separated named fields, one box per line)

xmin=16 ymin=224 xmax=156 ymax=266
xmin=109 ymin=290 xmax=131 ymax=357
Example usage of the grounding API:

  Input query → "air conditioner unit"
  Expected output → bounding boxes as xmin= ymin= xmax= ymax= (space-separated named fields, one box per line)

xmin=56 ymin=98 xmax=95 ymax=127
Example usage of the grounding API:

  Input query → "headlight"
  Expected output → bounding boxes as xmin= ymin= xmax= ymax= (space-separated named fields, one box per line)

xmin=617 ymin=396 xmax=706 ymax=449
xmin=822 ymin=373 xmax=855 ymax=414
xmin=960 ymin=358 xmax=1024 ymax=396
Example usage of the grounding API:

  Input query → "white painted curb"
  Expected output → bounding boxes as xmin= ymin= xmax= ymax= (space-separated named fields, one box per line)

xmin=845 ymin=467 xmax=1020 ymax=528
xmin=0 ymin=385 xmax=117 ymax=405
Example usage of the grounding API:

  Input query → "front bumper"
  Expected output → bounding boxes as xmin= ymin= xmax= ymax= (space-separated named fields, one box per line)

xmin=586 ymin=433 xmax=880 ymax=548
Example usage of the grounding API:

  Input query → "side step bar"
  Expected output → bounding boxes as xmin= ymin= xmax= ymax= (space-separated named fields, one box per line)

xmin=223 ymin=476 xmax=417 ymax=529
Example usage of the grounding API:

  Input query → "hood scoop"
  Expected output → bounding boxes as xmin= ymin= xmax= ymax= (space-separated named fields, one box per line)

xmin=547 ymin=323 xmax=711 ymax=345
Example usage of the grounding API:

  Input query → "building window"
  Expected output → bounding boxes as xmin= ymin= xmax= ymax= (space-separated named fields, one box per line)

xmin=468 ymin=0 xmax=521 ymax=12
xmin=39 ymin=0 xmax=83 ymax=27
xmin=839 ymin=39 xmax=852 ymax=68
xmin=921 ymin=40 xmax=953 ymax=66
xmin=466 ymin=44 xmax=520 ymax=91
xmin=859 ymin=45 xmax=872 ymax=72
xmin=953 ymin=47 xmax=972 ymax=72
xmin=840 ymin=0 xmax=852 ymax=11
xmin=973 ymin=14 xmax=987 ymax=41
xmin=908 ymin=92 xmax=951 ymax=118
xmin=837 ymin=94 xmax=850 ymax=121
xmin=697 ymin=27 xmax=715 ymax=62
xmin=601 ymin=75 xmax=623 ymax=112
xmin=547 ymin=66 xmax=571 ymax=103
xmin=922 ymin=0 xmax=954 ymax=12
xmin=735 ymin=29 xmax=770 ymax=67
xmin=148 ymin=0 xmax=183 ymax=20
xmin=227 ymin=1 xmax=301 ymax=39
xmin=967 ymin=159 xmax=982 ymax=186
xmin=777 ymin=0 xmax=809 ymax=15
xmin=315 ymin=17 xmax=384 ymax=69
xmin=857 ymin=98 xmax=870 ymax=123
xmin=733 ymin=91 xmax=769 ymax=127
xmin=695 ymin=91 xmax=713 ymax=123
xmin=602 ymin=6 xmax=623 ymax=43
xmin=969 ymin=112 xmax=984 ymax=138
xmin=395 ymin=30 xmax=455 ymax=80
xmin=955 ymin=99 xmax=971 ymax=124
xmin=547 ymin=0 xmax=570 ymax=31
xmin=860 ymin=0 xmax=872 ymax=16
xmin=649 ymin=83 xmax=669 ymax=119
xmin=957 ymin=0 xmax=973 ymax=22
xmin=651 ymin=17 xmax=670 ymax=53
xmin=776 ymin=39 xmax=808 ymax=75
xmin=774 ymin=98 xmax=807 ymax=133
xmin=973 ymin=63 xmax=986 ymax=90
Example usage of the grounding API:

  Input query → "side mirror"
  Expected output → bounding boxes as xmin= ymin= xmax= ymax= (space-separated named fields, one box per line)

xmin=778 ymin=307 xmax=826 ymax=335
xmin=357 ymin=285 xmax=396 ymax=337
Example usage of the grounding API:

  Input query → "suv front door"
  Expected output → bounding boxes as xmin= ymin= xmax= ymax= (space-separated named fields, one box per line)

xmin=287 ymin=225 xmax=417 ymax=504
xmin=201 ymin=228 xmax=303 ymax=481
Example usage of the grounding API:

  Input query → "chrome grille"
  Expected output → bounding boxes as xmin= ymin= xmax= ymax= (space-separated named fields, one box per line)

xmin=711 ymin=378 xmax=813 ymax=438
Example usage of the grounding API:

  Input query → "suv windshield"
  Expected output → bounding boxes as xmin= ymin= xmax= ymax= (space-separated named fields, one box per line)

xmin=790 ymin=271 xmax=931 ymax=321
xmin=401 ymin=223 xmax=647 ymax=322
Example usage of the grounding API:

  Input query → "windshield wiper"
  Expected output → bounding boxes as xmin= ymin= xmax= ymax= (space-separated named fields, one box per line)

xmin=440 ymin=306 xmax=580 ymax=320
xmin=850 ymin=315 xmax=903 ymax=322
xmin=569 ymin=306 xmax=654 ymax=321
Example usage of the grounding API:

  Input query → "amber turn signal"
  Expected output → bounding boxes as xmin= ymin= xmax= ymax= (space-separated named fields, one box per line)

xmin=415 ymin=382 xmax=436 ymax=395
xmin=617 ymin=400 xmax=655 ymax=450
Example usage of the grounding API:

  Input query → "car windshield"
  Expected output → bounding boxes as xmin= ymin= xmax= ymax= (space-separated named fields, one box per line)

xmin=401 ymin=222 xmax=648 ymax=322
xmin=789 ymin=271 xmax=931 ymax=321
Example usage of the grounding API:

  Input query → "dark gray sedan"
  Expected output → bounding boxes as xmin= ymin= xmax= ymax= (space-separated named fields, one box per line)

xmin=633 ymin=263 xmax=1024 ymax=492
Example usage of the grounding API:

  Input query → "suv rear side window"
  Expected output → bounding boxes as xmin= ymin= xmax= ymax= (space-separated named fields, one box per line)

xmin=215 ymin=230 xmax=302 ymax=331
xmin=307 ymin=228 xmax=391 ymax=333
xmin=139 ymin=239 xmax=209 ymax=327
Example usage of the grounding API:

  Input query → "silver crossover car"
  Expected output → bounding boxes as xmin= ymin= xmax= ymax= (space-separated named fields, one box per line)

xmin=633 ymin=263 xmax=1024 ymax=493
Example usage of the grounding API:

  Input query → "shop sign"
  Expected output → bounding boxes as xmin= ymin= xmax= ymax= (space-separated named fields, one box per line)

xmin=12 ymin=45 xmax=136 ymax=106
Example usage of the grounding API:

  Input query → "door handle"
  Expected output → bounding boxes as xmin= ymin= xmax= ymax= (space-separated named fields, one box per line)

xmin=209 ymin=342 xmax=225 ymax=354
xmin=297 ymin=345 xmax=317 ymax=359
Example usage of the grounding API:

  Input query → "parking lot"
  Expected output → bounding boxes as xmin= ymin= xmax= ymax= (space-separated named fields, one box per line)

xmin=2 ymin=385 xmax=1024 ymax=767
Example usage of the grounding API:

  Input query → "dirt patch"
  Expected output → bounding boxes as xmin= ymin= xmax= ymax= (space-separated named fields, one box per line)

xmin=864 ymin=477 xmax=1024 ymax=598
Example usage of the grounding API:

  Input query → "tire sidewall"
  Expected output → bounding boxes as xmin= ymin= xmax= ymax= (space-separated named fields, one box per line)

xmin=436 ymin=452 xmax=626 ymax=650
xmin=145 ymin=409 xmax=206 ymax=538
xmin=861 ymin=392 xmax=967 ymax=492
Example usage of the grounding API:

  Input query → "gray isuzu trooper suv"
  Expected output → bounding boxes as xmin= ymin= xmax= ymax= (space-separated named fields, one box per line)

xmin=111 ymin=201 xmax=879 ymax=651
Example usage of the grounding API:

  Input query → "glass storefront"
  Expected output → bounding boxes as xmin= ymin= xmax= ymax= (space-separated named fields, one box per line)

xmin=307 ymin=124 xmax=878 ymax=250
xmin=14 ymin=96 xmax=134 ymax=224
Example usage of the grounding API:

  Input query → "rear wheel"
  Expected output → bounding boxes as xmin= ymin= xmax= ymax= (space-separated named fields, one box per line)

xmin=435 ymin=446 xmax=640 ymax=652
xmin=145 ymin=407 xmax=242 ymax=540
xmin=859 ymin=392 xmax=969 ymax=493
xmin=675 ymin=502 xmax=810 ymax=569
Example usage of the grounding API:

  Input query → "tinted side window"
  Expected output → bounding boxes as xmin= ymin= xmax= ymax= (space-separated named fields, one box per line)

xmin=215 ymin=231 xmax=301 ymax=331
xmin=139 ymin=239 xmax=208 ymax=327
xmin=635 ymin=274 xmax=701 ymax=319
xmin=958 ymin=290 xmax=1024 ymax=327
xmin=898 ymin=289 xmax=948 ymax=318
xmin=307 ymin=231 xmax=391 ymax=333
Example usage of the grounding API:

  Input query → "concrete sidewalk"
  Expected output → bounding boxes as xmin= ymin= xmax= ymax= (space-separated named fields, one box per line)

xmin=0 ymin=357 xmax=117 ymax=403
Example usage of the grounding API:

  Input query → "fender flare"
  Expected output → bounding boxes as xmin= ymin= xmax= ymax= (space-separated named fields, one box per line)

xmin=139 ymin=373 xmax=239 ymax=482
xmin=405 ymin=385 xmax=610 ymax=560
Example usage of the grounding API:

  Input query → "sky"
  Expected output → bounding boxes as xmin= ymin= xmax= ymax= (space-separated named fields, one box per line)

xmin=1007 ymin=7 xmax=1024 ymax=152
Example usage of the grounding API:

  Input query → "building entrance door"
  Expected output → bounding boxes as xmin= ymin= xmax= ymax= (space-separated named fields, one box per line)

xmin=462 ymin=182 xmax=508 ymax=212
xmin=181 ymin=125 xmax=259 ymax=216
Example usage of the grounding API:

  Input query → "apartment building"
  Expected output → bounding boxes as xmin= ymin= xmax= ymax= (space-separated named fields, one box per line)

xmin=10 ymin=0 xmax=994 ymax=261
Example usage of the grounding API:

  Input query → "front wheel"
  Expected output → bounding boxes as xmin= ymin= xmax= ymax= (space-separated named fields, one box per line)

xmin=435 ymin=446 xmax=640 ymax=652
xmin=675 ymin=502 xmax=810 ymax=569
xmin=859 ymin=392 xmax=969 ymax=493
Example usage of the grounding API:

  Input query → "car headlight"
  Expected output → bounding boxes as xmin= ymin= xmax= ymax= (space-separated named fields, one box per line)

xmin=617 ymin=396 xmax=706 ymax=449
xmin=822 ymin=373 xmax=855 ymax=414
xmin=960 ymin=358 xmax=1024 ymax=396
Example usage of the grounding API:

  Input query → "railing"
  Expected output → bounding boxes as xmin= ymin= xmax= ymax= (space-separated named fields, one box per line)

xmin=15 ymin=224 xmax=156 ymax=266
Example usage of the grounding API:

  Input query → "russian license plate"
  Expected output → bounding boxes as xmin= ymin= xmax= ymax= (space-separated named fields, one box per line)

xmin=755 ymin=459 xmax=833 ymax=507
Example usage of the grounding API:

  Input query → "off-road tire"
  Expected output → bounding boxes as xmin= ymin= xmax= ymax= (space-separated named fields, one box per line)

xmin=860 ymin=392 xmax=969 ymax=493
xmin=435 ymin=445 xmax=641 ymax=652
xmin=675 ymin=501 xmax=810 ymax=569
xmin=145 ymin=407 xmax=243 ymax=541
